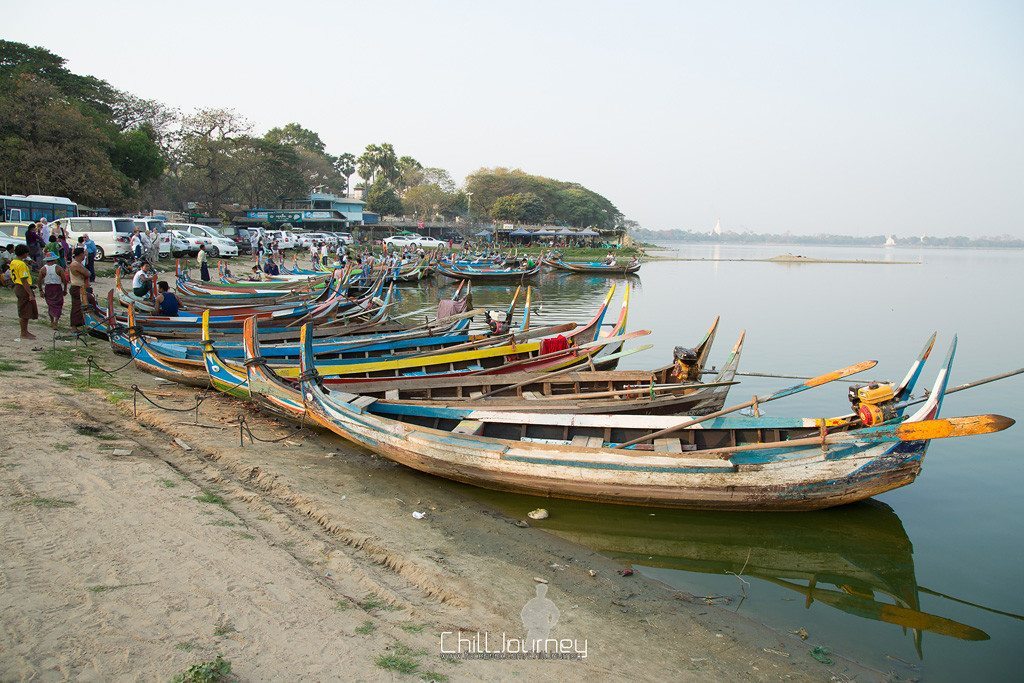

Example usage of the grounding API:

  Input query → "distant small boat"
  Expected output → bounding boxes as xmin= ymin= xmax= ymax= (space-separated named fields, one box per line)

xmin=546 ymin=257 xmax=641 ymax=275
xmin=436 ymin=262 xmax=540 ymax=281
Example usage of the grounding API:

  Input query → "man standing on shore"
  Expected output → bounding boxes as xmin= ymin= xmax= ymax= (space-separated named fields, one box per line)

xmin=9 ymin=245 xmax=39 ymax=339
xmin=82 ymin=233 xmax=97 ymax=281
xmin=68 ymin=248 xmax=89 ymax=334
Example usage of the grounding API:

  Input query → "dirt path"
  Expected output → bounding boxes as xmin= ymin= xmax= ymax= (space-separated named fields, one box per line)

xmin=0 ymin=281 xmax=879 ymax=681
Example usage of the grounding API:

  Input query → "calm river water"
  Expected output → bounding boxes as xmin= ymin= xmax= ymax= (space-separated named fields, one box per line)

xmin=395 ymin=243 xmax=1024 ymax=680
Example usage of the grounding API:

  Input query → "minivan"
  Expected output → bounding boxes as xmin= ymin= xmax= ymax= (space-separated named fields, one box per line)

xmin=52 ymin=216 xmax=138 ymax=261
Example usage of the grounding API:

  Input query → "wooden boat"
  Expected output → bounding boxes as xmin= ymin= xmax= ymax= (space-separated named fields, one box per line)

xmin=546 ymin=256 xmax=642 ymax=275
xmin=436 ymin=261 xmax=540 ymax=282
xmin=260 ymin=283 xmax=634 ymax=382
xmin=205 ymin=313 xmax=740 ymax=417
xmin=197 ymin=284 xmax=634 ymax=387
xmin=296 ymin=332 xmax=1014 ymax=510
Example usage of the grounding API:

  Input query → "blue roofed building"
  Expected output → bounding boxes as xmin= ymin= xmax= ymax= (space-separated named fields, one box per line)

xmin=242 ymin=192 xmax=365 ymax=230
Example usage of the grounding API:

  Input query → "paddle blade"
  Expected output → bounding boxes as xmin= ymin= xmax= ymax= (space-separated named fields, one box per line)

xmin=897 ymin=414 xmax=1015 ymax=441
xmin=770 ymin=360 xmax=878 ymax=400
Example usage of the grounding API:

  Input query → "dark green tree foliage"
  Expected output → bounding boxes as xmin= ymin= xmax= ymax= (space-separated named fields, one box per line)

xmin=365 ymin=179 xmax=403 ymax=217
xmin=490 ymin=192 xmax=546 ymax=224
xmin=466 ymin=167 xmax=620 ymax=227
xmin=109 ymin=125 xmax=165 ymax=185
xmin=0 ymin=40 xmax=166 ymax=205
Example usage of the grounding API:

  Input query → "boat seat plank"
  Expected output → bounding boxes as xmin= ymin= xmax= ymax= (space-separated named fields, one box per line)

xmin=452 ymin=420 xmax=485 ymax=435
xmin=654 ymin=438 xmax=683 ymax=453
xmin=522 ymin=391 xmax=543 ymax=400
xmin=349 ymin=395 xmax=376 ymax=409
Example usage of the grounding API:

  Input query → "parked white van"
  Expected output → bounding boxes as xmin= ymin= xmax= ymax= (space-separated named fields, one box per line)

xmin=166 ymin=223 xmax=239 ymax=257
xmin=52 ymin=216 xmax=137 ymax=261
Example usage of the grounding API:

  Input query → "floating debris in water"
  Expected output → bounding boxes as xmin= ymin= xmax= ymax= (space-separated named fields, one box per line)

xmin=527 ymin=508 xmax=549 ymax=520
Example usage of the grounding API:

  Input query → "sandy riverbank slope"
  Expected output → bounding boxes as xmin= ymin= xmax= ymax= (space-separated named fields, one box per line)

xmin=0 ymin=280 xmax=876 ymax=681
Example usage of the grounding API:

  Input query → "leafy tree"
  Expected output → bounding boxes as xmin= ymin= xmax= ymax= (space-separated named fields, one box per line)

xmin=490 ymin=192 xmax=545 ymax=224
xmin=235 ymin=136 xmax=305 ymax=208
xmin=334 ymin=152 xmax=356 ymax=192
xmin=467 ymin=167 xmax=620 ymax=227
xmin=110 ymin=124 xmax=165 ymax=185
xmin=0 ymin=75 xmax=123 ymax=204
xmin=176 ymin=108 xmax=251 ymax=213
xmin=365 ymin=179 xmax=403 ymax=217
xmin=265 ymin=122 xmax=326 ymax=154
xmin=357 ymin=143 xmax=398 ymax=188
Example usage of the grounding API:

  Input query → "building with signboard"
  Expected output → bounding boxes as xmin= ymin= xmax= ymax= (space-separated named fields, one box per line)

xmin=240 ymin=192 xmax=366 ymax=231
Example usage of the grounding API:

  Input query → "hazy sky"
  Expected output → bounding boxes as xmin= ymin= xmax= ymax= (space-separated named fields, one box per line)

xmin=3 ymin=0 xmax=1022 ymax=235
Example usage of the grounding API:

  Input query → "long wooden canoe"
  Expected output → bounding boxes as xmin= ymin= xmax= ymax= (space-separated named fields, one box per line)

xmin=296 ymin=332 xmax=1014 ymax=510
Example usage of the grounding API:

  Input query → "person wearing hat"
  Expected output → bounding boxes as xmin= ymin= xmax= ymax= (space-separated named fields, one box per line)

xmin=38 ymin=252 xmax=67 ymax=329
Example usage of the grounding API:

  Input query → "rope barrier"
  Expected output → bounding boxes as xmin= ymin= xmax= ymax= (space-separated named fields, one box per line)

xmin=237 ymin=413 xmax=306 ymax=446
xmin=130 ymin=384 xmax=211 ymax=425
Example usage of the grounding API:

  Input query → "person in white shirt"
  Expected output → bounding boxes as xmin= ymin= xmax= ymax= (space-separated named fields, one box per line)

xmin=131 ymin=262 xmax=152 ymax=297
xmin=130 ymin=230 xmax=144 ymax=259
xmin=39 ymin=218 xmax=51 ymax=243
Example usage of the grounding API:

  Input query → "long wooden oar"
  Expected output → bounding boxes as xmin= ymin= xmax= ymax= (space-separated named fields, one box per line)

xmin=468 ymin=331 xmax=650 ymax=378
xmin=678 ymin=414 xmax=1015 ymax=459
xmin=524 ymin=380 xmax=738 ymax=402
xmin=613 ymin=360 xmax=878 ymax=449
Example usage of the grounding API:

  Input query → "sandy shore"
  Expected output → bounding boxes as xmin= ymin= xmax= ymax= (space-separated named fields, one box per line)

xmin=0 ymin=276 xmax=879 ymax=681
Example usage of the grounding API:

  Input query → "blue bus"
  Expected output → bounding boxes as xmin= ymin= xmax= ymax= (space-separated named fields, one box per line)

xmin=0 ymin=194 xmax=78 ymax=222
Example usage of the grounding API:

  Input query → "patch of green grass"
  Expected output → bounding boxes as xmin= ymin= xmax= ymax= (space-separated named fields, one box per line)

xmin=212 ymin=620 xmax=235 ymax=637
xmin=106 ymin=390 xmax=130 ymax=404
xmin=41 ymin=348 xmax=81 ymax=373
xmin=375 ymin=644 xmax=425 ymax=675
xmin=0 ymin=359 xmax=18 ymax=372
xmin=53 ymin=443 xmax=71 ymax=452
xmin=170 ymin=654 xmax=232 ymax=683
xmin=334 ymin=600 xmax=351 ymax=611
xmin=2 ymin=401 xmax=19 ymax=410
xmin=174 ymin=641 xmax=197 ymax=652
xmin=355 ymin=620 xmax=377 ymax=635
xmin=400 ymin=623 xmax=426 ymax=634
xmin=420 ymin=672 xmax=449 ymax=683
xmin=359 ymin=594 xmax=401 ymax=612
xmin=194 ymin=491 xmax=227 ymax=506
xmin=207 ymin=519 xmax=235 ymax=527
xmin=159 ymin=479 xmax=178 ymax=488
xmin=234 ymin=532 xmax=255 ymax=541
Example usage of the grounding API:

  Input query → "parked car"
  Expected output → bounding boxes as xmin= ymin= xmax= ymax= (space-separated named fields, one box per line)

xmin=133 ymin=218 xmax=172 ymax=258
xmin=169 ymin=230 xmax=202 ymax=257
xmin=335 ymin=232 xmax=353 ymax=245
xmin=219 ymin=225 xmax=253 ymax=255
xmin=166 ymin=223 xmax=239 ymax=257
xmin=383 ymin=234 xmax=446 ymax=249
xmin=54 ymin=216 xmax=138 ymax=261
xmin=0 ymin=223 xmax=28 ymax=249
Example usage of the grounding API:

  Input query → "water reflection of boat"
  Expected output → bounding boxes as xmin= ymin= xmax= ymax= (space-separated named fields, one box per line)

xmin=530 ymin=499 xmax=989 ymax=653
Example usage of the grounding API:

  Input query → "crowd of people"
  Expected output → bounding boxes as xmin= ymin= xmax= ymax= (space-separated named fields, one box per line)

xmin=2 ymin=243 xmax=94 ymax=340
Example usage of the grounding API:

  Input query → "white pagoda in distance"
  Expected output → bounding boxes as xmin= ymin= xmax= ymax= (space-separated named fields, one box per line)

xmin=712 ymin=218 xmax=722 ymax=236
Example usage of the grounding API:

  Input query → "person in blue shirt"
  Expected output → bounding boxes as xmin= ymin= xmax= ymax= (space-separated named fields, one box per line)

xmin=263 ymin=259 xmax=280 ymax=276
xmin=81 ymin=233 xmax=97 ymax=281
xmin=155 ymin=281 xmax=180 ymax=316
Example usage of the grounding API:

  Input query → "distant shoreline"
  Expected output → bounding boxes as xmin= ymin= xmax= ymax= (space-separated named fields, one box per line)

xmin=640 ymin=238 xmax=1024 ymax=251
xmin=646 ymin=252 xmax=920 ymax=265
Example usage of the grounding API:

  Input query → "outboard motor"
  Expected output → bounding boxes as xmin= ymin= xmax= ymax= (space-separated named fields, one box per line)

xmin=486 ymin=310 xmax=509 ymax=335
xmin=849 ymin=382 xmax=898 ymax=426
xmin=672 ymin=346 xmax=700 ymax=382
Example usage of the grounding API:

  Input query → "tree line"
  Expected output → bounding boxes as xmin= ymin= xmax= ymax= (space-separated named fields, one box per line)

xmin=0 ymin=40 xmax=626 ymax=230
